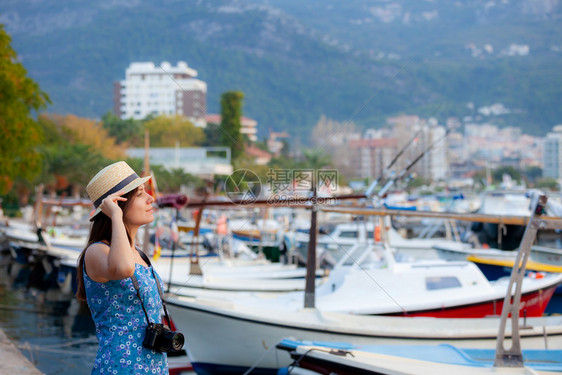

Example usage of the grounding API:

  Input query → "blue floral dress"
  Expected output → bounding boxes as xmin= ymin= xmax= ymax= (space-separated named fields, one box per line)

xmin=84 ymin=259 xmax=168 ymax=374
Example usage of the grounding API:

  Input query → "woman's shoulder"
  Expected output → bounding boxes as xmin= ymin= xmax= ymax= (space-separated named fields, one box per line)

xmin=85 ymin=241 xmax=110 ymax=260
xmin=90 ymin=241 xmax=110 ymax=247
xmin=87 ymin=241 xmax=110 ymax=250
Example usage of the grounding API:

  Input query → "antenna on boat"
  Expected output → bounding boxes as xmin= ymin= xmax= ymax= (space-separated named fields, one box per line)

xmin=494 ymin=194 xmax=550 ymax=367
xmin=365 ymin=128 xmax=423 ymax=199
xmin=375 ymin=127 xmax=453 ymax=200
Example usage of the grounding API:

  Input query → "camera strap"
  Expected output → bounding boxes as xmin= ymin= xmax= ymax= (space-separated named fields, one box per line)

xmin=131 ymin=249 xmax=173 ymax=329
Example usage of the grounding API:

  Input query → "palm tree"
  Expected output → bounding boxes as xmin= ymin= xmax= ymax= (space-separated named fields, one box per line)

xmin=301 ymin=148 xmax=333 ymax=170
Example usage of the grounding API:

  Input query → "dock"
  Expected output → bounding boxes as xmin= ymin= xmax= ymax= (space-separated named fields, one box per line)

xmin=0 ymin=327 xmax=43 ymax=374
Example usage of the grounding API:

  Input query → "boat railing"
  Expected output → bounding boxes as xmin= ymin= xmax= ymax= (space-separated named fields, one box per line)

xmin=494 ymin=194 xmax=562 ymax=367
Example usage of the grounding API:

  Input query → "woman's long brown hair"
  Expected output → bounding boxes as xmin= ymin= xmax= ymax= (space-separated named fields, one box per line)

xmin=75 ymin=188 xmax=138 ymax=301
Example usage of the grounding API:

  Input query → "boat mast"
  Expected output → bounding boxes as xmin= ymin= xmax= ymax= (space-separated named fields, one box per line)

xmin=304 ymin=177 xmax=318 ymax=308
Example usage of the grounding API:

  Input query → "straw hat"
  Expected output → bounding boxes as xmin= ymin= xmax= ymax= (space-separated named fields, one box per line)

xmin=86 ymin=161 xmax=151 ymax=220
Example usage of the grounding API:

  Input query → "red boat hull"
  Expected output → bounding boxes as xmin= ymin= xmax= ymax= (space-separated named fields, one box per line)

xmin=389 ymin=285 xmax=557 ymax=318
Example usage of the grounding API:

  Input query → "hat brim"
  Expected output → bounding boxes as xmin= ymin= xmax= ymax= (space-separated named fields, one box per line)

xmin=89 ymin=175 xmax=152 ymax=221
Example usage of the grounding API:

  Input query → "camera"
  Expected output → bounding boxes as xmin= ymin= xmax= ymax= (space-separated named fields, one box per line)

xmin=143 ymin=322 xmax=185 ymax=353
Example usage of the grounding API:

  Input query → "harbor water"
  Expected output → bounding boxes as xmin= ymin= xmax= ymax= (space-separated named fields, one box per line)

xmin=0 ymin=257 xmax=98 ymax=374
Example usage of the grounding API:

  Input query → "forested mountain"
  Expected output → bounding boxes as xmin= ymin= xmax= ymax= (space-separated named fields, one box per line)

xmin=2 ymin=0 xmax=561 ymax=139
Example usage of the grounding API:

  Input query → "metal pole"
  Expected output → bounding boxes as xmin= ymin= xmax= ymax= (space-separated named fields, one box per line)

xmin=494 ymin=195 xmax=547 ymax=367
xmin=166 ymin=208 xmax=179 ymax=293
xmin=304 ymin=183 xmax=317 ymax=308
xmin=189 ymin=207 xmax=203 ymax=276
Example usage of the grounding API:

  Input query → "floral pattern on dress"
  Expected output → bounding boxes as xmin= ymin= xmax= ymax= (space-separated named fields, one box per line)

xmin=84 ymin=263 xmax=168 ymax=374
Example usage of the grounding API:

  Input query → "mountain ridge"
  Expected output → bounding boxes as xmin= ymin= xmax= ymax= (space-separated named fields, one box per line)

xmin=2 ymin=0 xmax=561 ymax=139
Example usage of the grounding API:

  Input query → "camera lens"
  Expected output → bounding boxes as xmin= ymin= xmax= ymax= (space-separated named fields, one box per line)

xmin=171 ymin=332 xmax=185 ymax=351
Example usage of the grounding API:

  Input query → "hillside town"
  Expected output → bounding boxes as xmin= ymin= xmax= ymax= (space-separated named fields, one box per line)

xmin=115 ymin=61 xmax=556 ymax=188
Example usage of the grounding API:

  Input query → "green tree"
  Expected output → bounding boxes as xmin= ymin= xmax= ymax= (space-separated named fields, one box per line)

xmin=301 ymin=148 xmax=332 ymax=170
xmin=280 ymin=139 xmax=291 ymax=158
xmin=492 ymin=166 xmax=521 ymax=184
xmin=219 ymin=91 xmax=245 ymax=160
xmin=101 ymin=112 xmax=143 ymax=146
xmin=35 ymin=115 xmax=110 ymax=196
xmin=0 ymin=24 xmax=50 ymax=194
xmin=144 ymin=115 xmax=204 ymax=147
xmin=267 ymin=155 xmax=301 ymax=172
xmin=202 ymin=122 xmax=222 ymax=146
xmin=231 ymin=154 xmax=271 ymax=187
xmin=535 ymin=178 xmax=559 ymax=190
xmin=471 ymin=169 xmax=488 ymax=189
xmin=146 ymin=165 xmax=201 ymax=193
xmin=523 ymin=166 xmax=542 ymax=185
xmin=41 ymin=113 xmax=126 ymax=160
xmin=40 ymin=143 xmax=109 ymax=196
xmin=406 ymin=176 xmax=429 ymax=190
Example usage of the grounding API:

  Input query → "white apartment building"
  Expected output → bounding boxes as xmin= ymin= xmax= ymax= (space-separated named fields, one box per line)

xmin=425 ymin=124 xmax=448 ymax=181
xmin=348 ymin=138 xmax=398 ymax=180
xmin=114 ymin=61 xmax=207 ymax=127
xmin=388 ymin=115 xmax=449 ymax=182
xmin=543 ymin=125 xmax=562 ymax=179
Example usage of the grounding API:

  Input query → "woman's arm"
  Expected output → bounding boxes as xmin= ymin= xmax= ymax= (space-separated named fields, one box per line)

xmin=84 ymin=191 xmax=137 ymax=282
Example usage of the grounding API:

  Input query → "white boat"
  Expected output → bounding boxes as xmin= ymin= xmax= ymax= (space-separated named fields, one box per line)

xmin=469 ymin=189 xmax=562 ymax=250
xmin=531 ymin=245 xmax=562 ymax=267
xmin=293 ymin=220 xmax=472 ymax=263
xmin=433 ymin=242 xmax=518 ymax=261
xmin=229 ymin=217 xmax=285 ymax=247
xmin=153 ymin=254 xmax=328 ymax=295
xmin=277 ymin=339 xmax=562 ymax=375
xmin=433 ymin=243 xmax=562 ymax=288
xmin=467 ymin=190 xmax=523 ymax=250
xmin=0 ymin=221 xmax=86 ymax=252
xmin=435 ymin=242 xmax=562 ymax=267
xmin=166 ymin=296 xmax=562 ymax=375
xmin=207 ymin=243 xmax=561 ymax=317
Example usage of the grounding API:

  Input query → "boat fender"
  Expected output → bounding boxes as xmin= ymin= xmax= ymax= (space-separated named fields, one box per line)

xmin=374 ymin=225 xmax=381 ymax=242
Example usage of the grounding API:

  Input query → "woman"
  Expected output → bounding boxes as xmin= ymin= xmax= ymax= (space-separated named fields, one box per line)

xmin=76 ymin=161 xmax=168 ymax=374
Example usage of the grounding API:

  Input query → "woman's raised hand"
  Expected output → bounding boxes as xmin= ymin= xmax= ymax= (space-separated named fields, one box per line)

xmin=100 ymin=191 xmax=127 ymax=220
